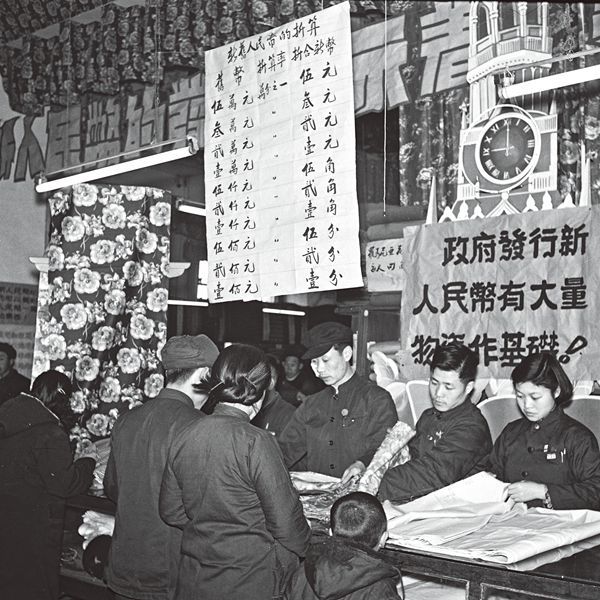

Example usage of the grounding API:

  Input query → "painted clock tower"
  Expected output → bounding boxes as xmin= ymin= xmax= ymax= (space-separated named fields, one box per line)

xmin=448 ymin=1 xmax=559 ymax=221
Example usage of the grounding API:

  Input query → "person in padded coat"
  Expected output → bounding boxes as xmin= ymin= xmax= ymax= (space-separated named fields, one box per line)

xmin=378 ymin=343 xmax=492 ymax=504
xmin=285 ymin=492 xmax=402 ymax=600
xmin=0 ymin=370 xmax=97 ymax=600
xmin=488 ymin=351 xmax=600 ymax=510
xmin=160 ymin=343 xmax=311 ymax=600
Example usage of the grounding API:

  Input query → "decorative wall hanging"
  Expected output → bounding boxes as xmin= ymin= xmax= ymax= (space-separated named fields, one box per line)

xmin=37 ymin=183 xmax=171 ymax=447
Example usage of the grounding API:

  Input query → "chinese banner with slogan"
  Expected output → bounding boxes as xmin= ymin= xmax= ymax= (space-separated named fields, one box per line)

xmin=402 ymin=206 xmax=600 ymax=379
xmin=366 ymin=238 xmax=405 ymax=292
xmin=204 ymin=1 xmax=363 ymax=303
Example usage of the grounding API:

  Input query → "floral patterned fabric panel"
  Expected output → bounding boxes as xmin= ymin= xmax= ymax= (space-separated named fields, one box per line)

xmin=38 ymin=184 xmax=171 ymax=448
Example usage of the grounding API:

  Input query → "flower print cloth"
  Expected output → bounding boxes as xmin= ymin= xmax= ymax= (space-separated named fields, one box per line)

xmin=38 ymin=184 xmax=171 ymax=447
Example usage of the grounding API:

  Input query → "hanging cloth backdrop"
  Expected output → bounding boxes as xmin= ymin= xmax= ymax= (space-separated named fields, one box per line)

xmin=38 ymin=184 xmax=171 ymax=446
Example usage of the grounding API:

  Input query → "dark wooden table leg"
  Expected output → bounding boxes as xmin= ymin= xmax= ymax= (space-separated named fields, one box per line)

xmin=465 ymin=578 xmax=485 ymax=600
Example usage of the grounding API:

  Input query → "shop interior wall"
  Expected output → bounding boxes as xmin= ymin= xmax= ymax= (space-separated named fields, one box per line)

xmin=0 ymin=85 xmax=47 ymax=286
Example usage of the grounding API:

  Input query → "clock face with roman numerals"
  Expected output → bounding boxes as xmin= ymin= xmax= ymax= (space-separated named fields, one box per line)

xmin=476 ymin=111 xmax=541 ymax=187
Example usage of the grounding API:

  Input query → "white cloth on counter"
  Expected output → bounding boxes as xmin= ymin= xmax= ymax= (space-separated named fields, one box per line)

xmin=78 ymin=510 xmax=115 ymax=549
xmin=383 ymin=472 xmax=600 ymax=568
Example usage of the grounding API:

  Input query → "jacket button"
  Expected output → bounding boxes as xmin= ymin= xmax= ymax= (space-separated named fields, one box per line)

xmin=522 ymin=471 xmax=528 ymax=478
xmin=329 ymin=440 xmax=334 ymax=446
xmin=528 ymin=446 xmax=534 ymax=453
xmin=330 ymin=464 xmax=335 ymax=470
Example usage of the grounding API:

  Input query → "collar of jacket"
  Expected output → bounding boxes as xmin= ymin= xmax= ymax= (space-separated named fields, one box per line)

xmin=158 ymin=387 xmax=195 ymax=407
xmin=527 ymin=405 xmax=563 ymax=431
xmin=213 ymin=403 xmax=251 ymax=420
xmin=431 ymin=397 xmax=475 ymax=420
xmin=329 ymin=370 xmax=360 ymax=395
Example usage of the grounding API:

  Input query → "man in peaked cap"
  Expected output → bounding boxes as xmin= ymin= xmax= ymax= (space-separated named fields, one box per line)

xmin=278 ymin=322 xmax=397 ymax=483
xmin=104 ymin=334 xmax=219 ymax=600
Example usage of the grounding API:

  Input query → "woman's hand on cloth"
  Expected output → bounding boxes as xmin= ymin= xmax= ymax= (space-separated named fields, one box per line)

xmin=341 ymin=460 xmax=366 ymax=485
xmin=504 ymin=481 xmax=547 ymax=503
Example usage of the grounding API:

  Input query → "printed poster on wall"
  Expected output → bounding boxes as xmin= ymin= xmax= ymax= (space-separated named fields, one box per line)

xmin=366 ymin=238 xmax=405 ymax=292
xmin=401 ymin=206 xmax=600 ymax=379
xmin=204 ymin=1 xmax=363 ymax=303
xmin=0 ymin=281 xmax=38 ymax=378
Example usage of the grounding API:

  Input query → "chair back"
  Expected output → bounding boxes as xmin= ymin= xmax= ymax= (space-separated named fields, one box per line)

xmin=405 ymin=380 xmax=432 ymax=427
xmin=565 ymin=395 xmax=600 ymax=443
xmin=477 ymin=395 xmax=521 ymax=443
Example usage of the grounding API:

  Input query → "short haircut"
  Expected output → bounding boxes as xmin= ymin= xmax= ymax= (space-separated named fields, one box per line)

xmin=332 ymin=342 xmax=351 ymax=353
xmin=0 ymin=342 xmax=16 ymax=360
xmin=165 ymin=366 xmax=208 ymax=387
xmin=315 ymin=344 xmax=353 ymax=366
xmin=511 ymin=351 xmax=573 ymax=405
xmin=330 ymin=492 xmax=387 ymax=548
xmin=430 ymin=342 xmax=479 ymax=384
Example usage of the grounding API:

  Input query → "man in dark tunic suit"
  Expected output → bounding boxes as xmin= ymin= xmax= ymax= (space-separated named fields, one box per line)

xmin=278 ymin=322 xmax=397 ymax=483
xmin=104 ymin=334 xmax=219 ymax=600
xmin=378 ymin=343 xmax=492 ymax=504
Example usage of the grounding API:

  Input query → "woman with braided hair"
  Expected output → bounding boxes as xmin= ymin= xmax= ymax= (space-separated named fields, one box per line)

xmin=160 ymin=343 xmax=310 ymax=600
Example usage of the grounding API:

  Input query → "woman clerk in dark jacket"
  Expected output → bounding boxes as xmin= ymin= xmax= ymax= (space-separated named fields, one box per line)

xmin=489 ymin=352 xmax=600 ymax=510
xmin=160 ymin=344 xmax=310 ymax=600
xmin=0 ymin=370 xmax=97 ymax=600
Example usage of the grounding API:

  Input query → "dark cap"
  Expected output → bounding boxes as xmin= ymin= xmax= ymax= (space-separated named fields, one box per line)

xmin=0 ymin=343 xmax=16 ymax=360
xmin=282 ymin=343 xmax=306 ymax=360
xmin=161 ymin=335 xmax=219 ymax=370
xmin=302 ymin=322 xmax=352 ymax=360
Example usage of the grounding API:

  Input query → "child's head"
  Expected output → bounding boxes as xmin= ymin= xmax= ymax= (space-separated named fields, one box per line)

xmin=330 ymin=492 xmax=388 ymax=550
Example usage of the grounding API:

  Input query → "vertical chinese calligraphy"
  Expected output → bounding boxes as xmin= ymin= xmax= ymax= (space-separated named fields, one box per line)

xmin=366 ymin=239 xmax=405 ymax=292
xmin=204 ymin=2 xmax=363 ymax=302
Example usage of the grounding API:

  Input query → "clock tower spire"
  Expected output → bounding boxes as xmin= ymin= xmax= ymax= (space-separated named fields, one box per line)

xmin=452 ymin=2 xmax=558 ymax=220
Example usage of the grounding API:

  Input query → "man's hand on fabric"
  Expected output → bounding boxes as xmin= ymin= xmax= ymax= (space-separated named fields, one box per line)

xmin=341 ymin=460 xmax=366 ymax=485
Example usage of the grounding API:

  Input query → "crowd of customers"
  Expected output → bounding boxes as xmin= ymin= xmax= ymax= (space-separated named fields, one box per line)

xmin=2 ymin=328 xmax=600 ymax=600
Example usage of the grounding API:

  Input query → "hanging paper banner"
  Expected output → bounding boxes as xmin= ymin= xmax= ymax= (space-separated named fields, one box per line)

xmin=366 ymin=238 xmax=405 ymax=292
xmin=204 ymin=1 xmax=363 ymax=303
xmin=401 ymin=206 xmax=600 ymax=379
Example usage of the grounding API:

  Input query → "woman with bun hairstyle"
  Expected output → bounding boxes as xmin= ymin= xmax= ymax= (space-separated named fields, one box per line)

xmin=488 ymin=351 xmax=600 ymax=510
xmin=160 ymin=344 xmax=310 ymax=600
